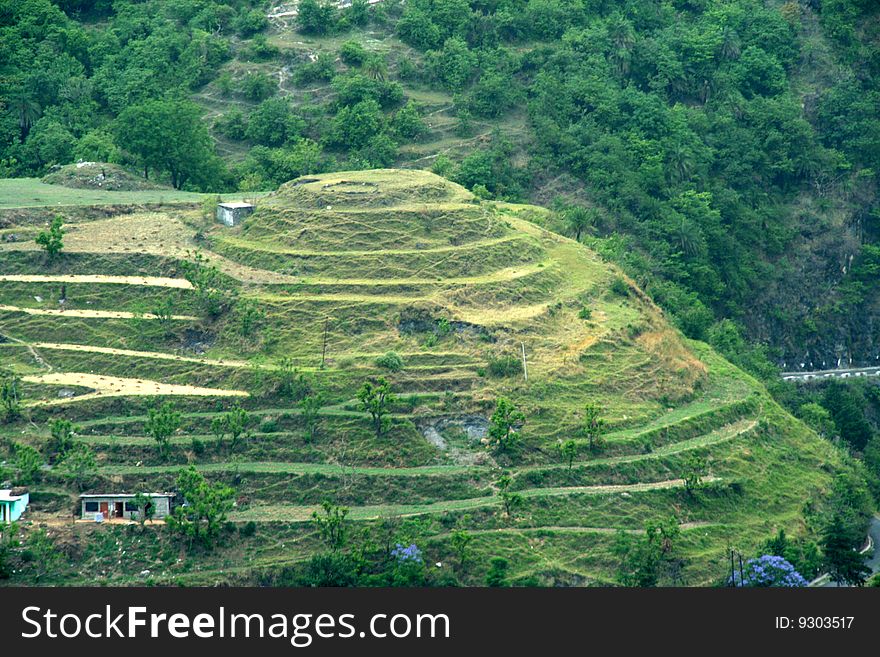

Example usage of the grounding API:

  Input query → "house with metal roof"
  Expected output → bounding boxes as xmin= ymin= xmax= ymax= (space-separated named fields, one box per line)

xmin=79 ymin=493 xmax=174 ymax=522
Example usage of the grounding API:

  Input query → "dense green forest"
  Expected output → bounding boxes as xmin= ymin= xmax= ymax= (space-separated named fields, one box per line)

xmin=1 ymin=0 xmax=879 ymax=455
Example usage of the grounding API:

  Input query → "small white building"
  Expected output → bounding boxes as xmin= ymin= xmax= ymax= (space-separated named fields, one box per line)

xmin=217 ymin=202 xmax=255 ymax=227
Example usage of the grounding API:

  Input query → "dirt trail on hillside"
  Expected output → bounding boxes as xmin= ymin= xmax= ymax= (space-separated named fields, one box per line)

xmin=30 ymin=342 xmax=250 ymax=368
xmin=23 ymin=372 xmax=248 ymax=403
xmin=0 ymin=305 xmax=197 ymax=320
xmin=0 ymin=274 xmax=193 ymax=288
xmin=231 ymin=477 xmax=717 ymax=522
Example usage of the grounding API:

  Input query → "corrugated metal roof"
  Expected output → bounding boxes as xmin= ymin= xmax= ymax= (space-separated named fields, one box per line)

xmin=79 ymin=493 xmax=174 ymax=499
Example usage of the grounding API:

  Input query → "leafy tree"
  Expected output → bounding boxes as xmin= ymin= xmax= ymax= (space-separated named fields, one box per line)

xmin=0 ymin=375 xmax=22 ymax=423
xmin=823 ymin=382 xmax=873 ymax=451
xmin=145 ymin=401 xmax=181 ymax=459
xmin=211 ymin=406 xmax=252 ymax=453
xmin=680 ymin=454 xmax=708 ymax=494
xmin=392 ymin=100 xmax=427 ymax=140
xmin=297 ymin=551 xmax=361 ymax=586
xmin=485 ymin=557 xmax=509 ymax=587
xmin=327 ymin=99 xmax=385 ymax=151
xmin=300 ymin=392 xmax=326 ymax=443
xmin=56 ymin=443 xmax=96 ymax=491
xmin=614 ymin=516 xmax=682 ymax=586
xmin=450 ymin=528 xmax=472 ymax=573
xmin=311 ymin=501 xmax=349 ymax=551
xmin=340 ymin=41 xmax=368 ymax=67
xmin=356 ymin=377 xmax=396 ymax=439
xmin=345 ymin=0 xmax=371 ymax=27
xmin=582 ymin=403 xmax=606 ymax=452
xmin=239 ymin=71 xmax=276 ymax=101
xmin=49 ymin=418 xmax=82 ymax=457
xmin=115 ymin=99 xmax=220 ymax=189
xmin=496 ymin=473 xmax=522 ymax=519
xmin=235 ymin=9 xmax=269 ymax=37
xmin=246 ymin=97 xmax=303 ymax=147
xmin=130 ymin=492 xmax=154 ymax=527
xmin=556 ymin=439 xmax=579 ymax=473
xmin=822 ymin=514 xmax=870 ymax=586
xmin=166 ymin=467 xmax=235 ymax=549
xmin=426 ymin=37 xmax=477 ymax=90
xmin=232 ymin=298 xmax=265 ymax=339
xmin=35 ymin=216 xmax=64 ymax=258
xmin=488 ymin=398 xmax=525 ymax=453
xmin=181 ymin=251 xmax=236 ymax=317
xmin=798 ymin=402 xmax=837 ymax=439
xmin=297 ymin=0 xmax=336 ymax=36
xmin=275 ymin=358 xmax=311 ymax=400
xmin=13 ymin=444 xmax=42 ymax=485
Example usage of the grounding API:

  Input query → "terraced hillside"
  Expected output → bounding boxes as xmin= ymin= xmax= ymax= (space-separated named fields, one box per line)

xmin=0 ymin=170 xmax=845 ymax=586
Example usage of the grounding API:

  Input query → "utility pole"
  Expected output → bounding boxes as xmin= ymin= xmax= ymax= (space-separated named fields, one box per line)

xmin=521 ymin=342 xmax=528 ymax=382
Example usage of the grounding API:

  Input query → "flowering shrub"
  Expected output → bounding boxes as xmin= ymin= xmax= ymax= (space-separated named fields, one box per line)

xmin=729 ymin=555 xmax=808 ymax=587
xmin=391 ymin=543 xmax=423 ymax=565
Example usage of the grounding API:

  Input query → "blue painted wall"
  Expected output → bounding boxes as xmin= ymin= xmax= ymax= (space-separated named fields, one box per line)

xmin=1 ymin=492 xmax=29 ymax=523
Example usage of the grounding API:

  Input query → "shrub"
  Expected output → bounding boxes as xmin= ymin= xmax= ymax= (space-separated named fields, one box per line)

xmin=375 ymin=351 xmax=404 ymax=372
xmin=610 ymin=276 xmax=630 ymax=297
xmin=240 ymin=521 xmax=257 ymax=537
xmin=578 ymin=306 xmax=592 ymax=320
xmin=487 ymin=353 xmax=522 ymax=377
xmin=340 ymin=41 xmax=368 ymax=67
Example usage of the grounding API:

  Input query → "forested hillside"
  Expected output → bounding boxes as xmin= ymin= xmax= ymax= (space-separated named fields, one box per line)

xmin=1 ymin=0 xmax=879 ymax=456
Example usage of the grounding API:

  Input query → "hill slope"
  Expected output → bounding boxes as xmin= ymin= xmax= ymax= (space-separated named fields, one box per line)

xmin=0 ymin=170 xmax=846 ymax=586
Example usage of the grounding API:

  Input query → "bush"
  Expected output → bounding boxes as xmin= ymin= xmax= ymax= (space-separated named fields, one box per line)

xmin=375 ymin=351 xmax=404 ymax=372
xmin=487 ymin=353 xmax=522 ymax=377
xmin=610 ymin=276 xmax=630 ymax=297
xmin=239 ymin=72 xmax=276 ymax=101
xmin=340 ymin=41 xmax=368 ymax=67
xmin=235 ymin=9 xmax=269 ymax=37
xmin=578 ymin=306 xmax=592 ymax=320
xmin=292 ymin=53 xmax=335 ymax=86
xmin=240 ymin=521 xmax=257 ymax=537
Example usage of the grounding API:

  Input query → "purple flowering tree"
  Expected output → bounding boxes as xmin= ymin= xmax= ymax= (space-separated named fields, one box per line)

xmin=390 ymin=543 xmax=425 ymax=586
xmin=730 ymin=555 xmax=808 ymax=587
xmin=391 ymin=543 xmax=423 ymax=565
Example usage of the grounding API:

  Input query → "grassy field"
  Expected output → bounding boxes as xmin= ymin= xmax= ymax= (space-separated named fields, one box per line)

xmin=0 ymin=178 xmax=263 ymax=209
xmin=0 ymin=169 xmax=845 ymax=587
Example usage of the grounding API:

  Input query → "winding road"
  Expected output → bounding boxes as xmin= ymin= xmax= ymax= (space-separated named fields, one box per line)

xmin=781 ymin=366 xmax=880 ymax=382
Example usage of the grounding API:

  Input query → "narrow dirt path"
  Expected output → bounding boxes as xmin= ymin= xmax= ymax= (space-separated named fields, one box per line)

xmin=0 ymin=333 xmax=54 ymax=372
xmin=0 ymin=305 xmax=197 ymax=320
xmin=230 ymin=477 xmax=718 ymax=522
xmin=0 ymin=274 xmax=193 ymax=289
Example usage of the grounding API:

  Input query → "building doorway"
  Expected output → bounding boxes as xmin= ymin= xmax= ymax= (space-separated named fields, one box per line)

xmin=99 ymin=502 xmax=109 ymax=519
xmin=114 ymin=502 xmax=124 ymax=518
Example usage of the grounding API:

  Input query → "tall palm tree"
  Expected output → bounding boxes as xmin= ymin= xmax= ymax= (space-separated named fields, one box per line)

xmin=564 ymin=206 xmax=597 ymax=242
xmin=7 ymin=89 xmax=41 ymax=141
xmin=363 ymin=54 xmax=387 ymax=82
